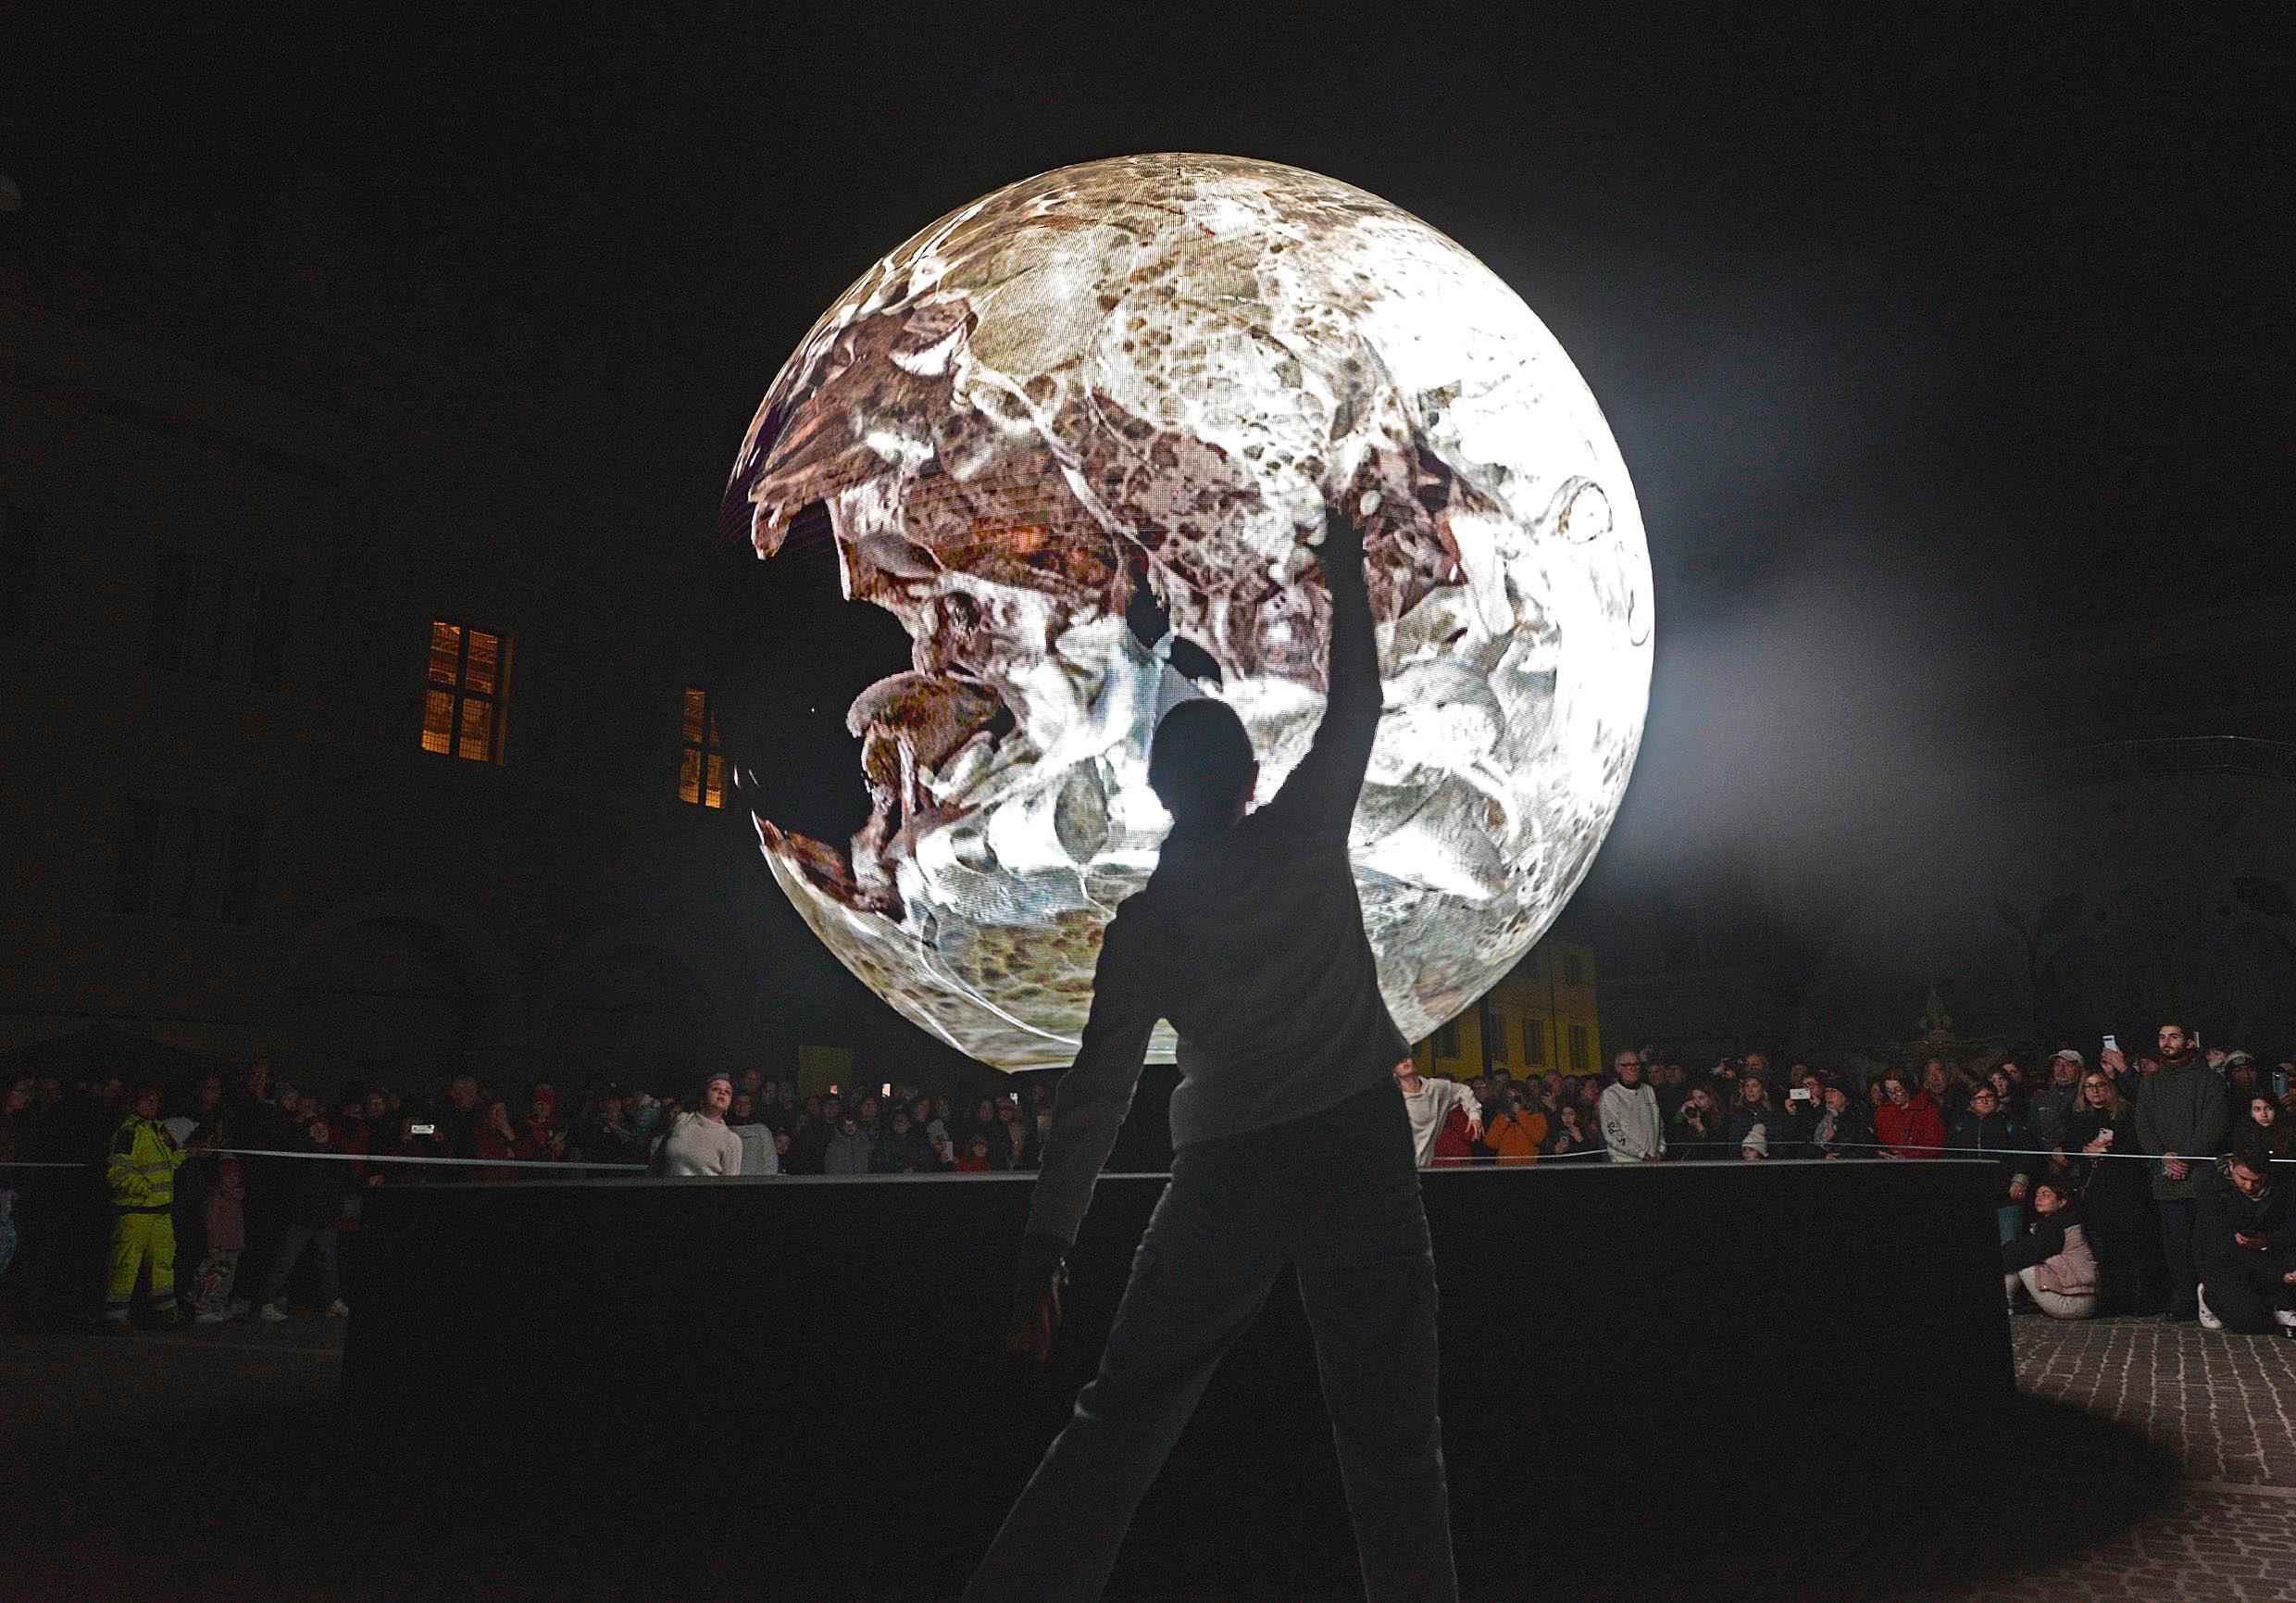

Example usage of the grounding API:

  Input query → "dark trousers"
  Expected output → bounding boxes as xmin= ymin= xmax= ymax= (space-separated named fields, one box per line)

xmin=964 ymin=1076 xmax=1457 ymax=1603
xmin=257 ymin=1225 xmax=342 ymax=1308
xmin=2202 ymin=1250 xmax=2296 ymax=1334
xmin=2158 ymin=1197 xmax=2202 ymax=1315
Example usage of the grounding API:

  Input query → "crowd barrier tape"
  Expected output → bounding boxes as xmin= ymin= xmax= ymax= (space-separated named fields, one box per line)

xmin=6 ymin=1139 xmax=2291 ymax=1171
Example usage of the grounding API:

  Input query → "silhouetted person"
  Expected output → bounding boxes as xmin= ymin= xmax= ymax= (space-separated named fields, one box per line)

xmin=965 ymin=489 xmax=1455 ymax=1603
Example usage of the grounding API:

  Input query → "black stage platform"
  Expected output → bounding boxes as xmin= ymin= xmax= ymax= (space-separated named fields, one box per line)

xmin=349 ymin=1158 xmax=2010 ymax=1597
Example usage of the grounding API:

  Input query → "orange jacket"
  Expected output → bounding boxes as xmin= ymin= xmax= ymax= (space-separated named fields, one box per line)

xmin=1485 ymin=1109 xmax=1548 ymax=1164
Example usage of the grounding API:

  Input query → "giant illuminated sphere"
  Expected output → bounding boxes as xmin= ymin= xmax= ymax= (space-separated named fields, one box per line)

xmin=724 ymin=155 xmax=1651 ymax=1070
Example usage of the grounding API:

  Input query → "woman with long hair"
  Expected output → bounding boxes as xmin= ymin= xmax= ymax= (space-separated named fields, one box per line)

xmin=2003 ymin=1178 xmax=2099 ymax=1320
xmin=2240 ymin=1094 xmax=2295 ymax=1161
xmin=2057 ymin=1070 xmax=2155 ymax=1314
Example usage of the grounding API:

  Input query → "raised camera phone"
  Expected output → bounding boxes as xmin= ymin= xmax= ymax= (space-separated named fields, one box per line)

xmin=409 ymin=1123 xmax=437 ymax=1136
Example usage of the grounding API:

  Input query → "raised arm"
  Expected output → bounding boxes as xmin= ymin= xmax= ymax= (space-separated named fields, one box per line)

xmin=1261 ymin=492 xmax=1380 ymax=834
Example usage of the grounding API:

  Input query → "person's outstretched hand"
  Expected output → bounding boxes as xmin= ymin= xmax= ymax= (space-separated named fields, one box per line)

xmin=1317 ymin=481 xmax=1372 ymax=584
xmin=1005 ymin=1261 xmax=1065 ymax=1362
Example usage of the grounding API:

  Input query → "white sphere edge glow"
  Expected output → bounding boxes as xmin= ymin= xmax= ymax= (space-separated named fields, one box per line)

xmin=726 ymin=155 xmax=1652 ymax=1070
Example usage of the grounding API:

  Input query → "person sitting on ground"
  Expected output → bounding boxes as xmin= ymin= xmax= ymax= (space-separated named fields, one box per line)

xmin=2194 ymin=1146 xmax=2296 ymax=1334
xmin=2002 ymin=1178 xmax=2099 ymax=1321
xmin=652 ymin=1075 xmax=742 ymax=1177
xmin=1809 ymin=1081 xmax=1874 ymax=1158
xmin=1874 ymin=1073 xmax=1947 ymax=1158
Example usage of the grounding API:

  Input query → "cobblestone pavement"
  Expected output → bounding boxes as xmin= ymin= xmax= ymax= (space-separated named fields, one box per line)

xmin=7 ymin=1313 xmax=2296 ymax=1601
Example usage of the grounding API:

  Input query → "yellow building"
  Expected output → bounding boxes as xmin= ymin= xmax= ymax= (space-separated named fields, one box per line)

xmin=1415 ymin=938 xmax=1603 ymax=1081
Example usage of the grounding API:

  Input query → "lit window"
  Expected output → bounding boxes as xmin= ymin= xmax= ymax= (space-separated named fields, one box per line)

xmin=422 ymin=621 xmax=509 ymax=762
xmin=678 ymin=687 xmax=727 ymax=808
xmin=1568 ymin=1022 xmax=1591 ymax=1074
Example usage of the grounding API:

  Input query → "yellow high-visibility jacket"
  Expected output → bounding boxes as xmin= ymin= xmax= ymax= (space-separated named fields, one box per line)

xmin=106 ymin=1114 xmax=188 ymax=1210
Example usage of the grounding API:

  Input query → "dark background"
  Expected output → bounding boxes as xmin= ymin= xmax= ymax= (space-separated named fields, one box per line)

xmin=5 ymin=3 xmax=2290 ymax=1070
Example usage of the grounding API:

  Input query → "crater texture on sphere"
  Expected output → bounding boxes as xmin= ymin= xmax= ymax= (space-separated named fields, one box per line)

xmin=726 ymin=154 xmax=1652 ymax=1069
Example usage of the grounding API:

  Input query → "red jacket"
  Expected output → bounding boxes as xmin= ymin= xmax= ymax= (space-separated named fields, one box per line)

xmin=1875 ymin=1091 xmax=1947 ymax=1158
xmin=1432 ymin=1105 xmax=1477 ymax=1165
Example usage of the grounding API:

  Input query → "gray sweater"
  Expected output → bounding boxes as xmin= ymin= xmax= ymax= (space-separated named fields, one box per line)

xmin=655 ymin=1112 xmax=742 ymax=1177
xmin=1025 ymin=521 xmax=1404 ymax=1248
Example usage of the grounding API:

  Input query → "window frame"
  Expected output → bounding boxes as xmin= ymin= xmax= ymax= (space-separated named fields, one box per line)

xmin=678 ymin=685 xmax=728 ymax=808
xmin=422 ymin=620 xmax=512 ymax=764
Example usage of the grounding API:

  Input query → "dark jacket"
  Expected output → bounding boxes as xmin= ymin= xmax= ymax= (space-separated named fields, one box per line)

xmin=1946 ymin=1109 xmax=2028 ymax=1203
xmin=1810 ymin=1100 xmax=1875 ymax=1158
xmin=2195 ymin=1160 xmax=2296 ymax=1273
xmin=2133 ymin=1056 xmax=2231 ymax=1200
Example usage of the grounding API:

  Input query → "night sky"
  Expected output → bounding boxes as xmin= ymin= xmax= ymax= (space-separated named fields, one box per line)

xmin=6 ymin=4 xmax=2285 ymax=867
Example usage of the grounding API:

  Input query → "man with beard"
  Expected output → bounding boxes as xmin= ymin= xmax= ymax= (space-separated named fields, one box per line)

xmin=2135 ymin=1021 xmax=2232 ymax=1321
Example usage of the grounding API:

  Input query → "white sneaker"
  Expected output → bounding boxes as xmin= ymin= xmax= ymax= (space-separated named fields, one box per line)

xmin=193 ymin=1310 xmax=229 ymax=1324
xmin=324 ymin=1299 xmax=350 ymax=1319
xmin=259 ymin=1302 xmax=288 ymax=1322
xmin=2274 ymin=1309 xmax=2296 ymax=1330
xmin=2198 ymin=1289 xmax=2224 ymax=1332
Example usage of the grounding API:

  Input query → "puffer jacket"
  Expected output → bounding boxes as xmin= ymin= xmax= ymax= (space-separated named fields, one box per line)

xmin=2003 ymin=1213 xmax=2099 ymax=1296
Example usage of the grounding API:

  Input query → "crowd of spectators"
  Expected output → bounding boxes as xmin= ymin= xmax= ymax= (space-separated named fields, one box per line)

xmin=4 ymin=1025 xmax=2290 ymax=1335
xmin=1403 ymin=1028 xmax=2296 ymax=1334
xmin=0 ymin=1062 xmax=1056 ymax=1327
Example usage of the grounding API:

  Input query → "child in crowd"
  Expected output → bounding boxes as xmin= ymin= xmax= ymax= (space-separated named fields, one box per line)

xmin=193 ymin=1155 xmax=248 ymax=1322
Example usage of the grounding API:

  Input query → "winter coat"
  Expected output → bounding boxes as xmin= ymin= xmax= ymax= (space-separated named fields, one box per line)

xmin=1431 ymin=1105 xmax=1477 ymax=1165
xmin=823 ymin=1129 xmax=875 ymax=1175
xmin=2026 ymin=1084 xmax=2078 ymax=1148
xmin=1811 ymin=1101 xmax=1875 ymax=1158
xmin=1947 ymin=1109 xmax=2028 ymax=1202
xmin=2003 ymin=1213 xmax=2098 ymax=1297
xmin=1484 ymin=1109 xmax=1548 ymax=1164
xmin=2134 ymin=1056 xmax=2231 ymax=1200
xmin=1874 ymin=1092 xmax=1947 ymax=1158
xmin=106 ymin=1115 xmax=189 ymax=1210
xmin=2195 ymin=1160 xmax=2296 ymax=1273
